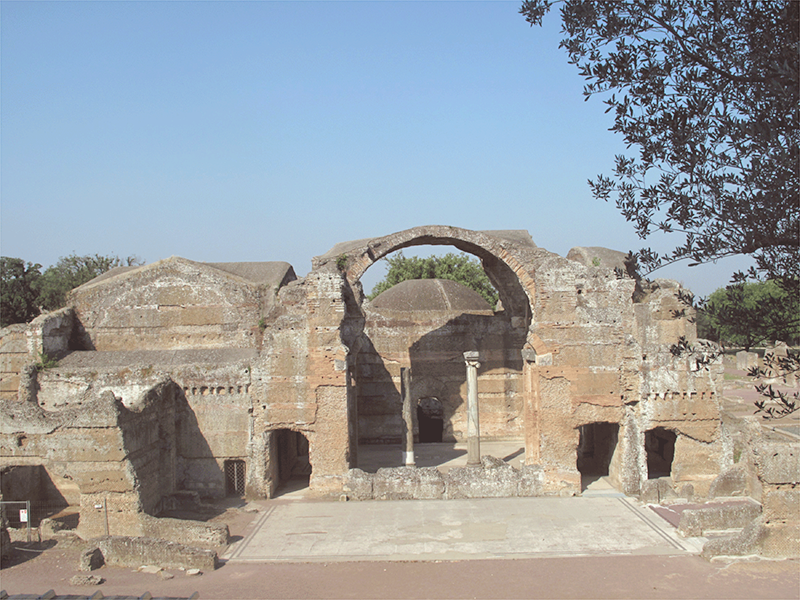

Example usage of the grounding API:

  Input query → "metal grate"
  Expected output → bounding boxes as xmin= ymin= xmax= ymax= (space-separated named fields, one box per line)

xmin=224 ymin=460 xmax=246 ymax=496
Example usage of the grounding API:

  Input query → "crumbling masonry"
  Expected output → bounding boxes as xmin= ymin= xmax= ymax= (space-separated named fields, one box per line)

xmin=1 ymin=226 xmax=731 ymax=540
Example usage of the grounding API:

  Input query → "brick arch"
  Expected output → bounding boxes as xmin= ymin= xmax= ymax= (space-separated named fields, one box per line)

xmin=338 ymin=225 xmax=537 ymax=327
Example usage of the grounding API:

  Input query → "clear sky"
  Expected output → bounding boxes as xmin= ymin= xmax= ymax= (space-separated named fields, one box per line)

xmin=0 ymin=0 xmax=751 ymax=297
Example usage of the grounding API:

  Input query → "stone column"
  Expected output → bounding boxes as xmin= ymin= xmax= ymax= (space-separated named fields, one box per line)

xmin=521 ymin=348 xmax=540 ymax=465
xmin=464 ymin=351 xmax=481 ymax=466
xmin=401 ymin=367 xmax=415 ymax=467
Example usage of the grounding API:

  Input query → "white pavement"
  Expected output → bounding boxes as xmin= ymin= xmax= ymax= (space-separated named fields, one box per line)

xmin=224 ymin=496 xmax=704 ymax=563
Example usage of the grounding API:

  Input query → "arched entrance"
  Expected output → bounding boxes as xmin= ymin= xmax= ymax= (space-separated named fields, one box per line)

xmin=576 ymin=422 xmax=619 ymax=491
xmin=645 ymin=427 xmax=676 ymax=479
xmin=317 ymin=227 xmax=543 ymax=473
xmin=268 ymin=429 xmax=312 ymax=497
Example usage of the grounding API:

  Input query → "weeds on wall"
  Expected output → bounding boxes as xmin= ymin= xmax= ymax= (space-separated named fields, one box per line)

xmin=35 ymin=351 xmax=58 ymax=371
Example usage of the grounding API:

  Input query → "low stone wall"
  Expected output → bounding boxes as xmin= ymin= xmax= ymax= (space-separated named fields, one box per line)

xmin=700 ymin=424 xmax=799 ymax=559
xmin=678 ymin=499 xmax=761 ymax=537
xmin=343 ymin=457 xmax=545 ymax=501
xmin=753 ymin=440 xmax=800 ymax=558
xmin=96 ymin=536 xmax=217 ymax=571
xmin=0 ymin=324 xmax=28 ymax=400
xmin=141 ymin=514 xmax=228 ymax=547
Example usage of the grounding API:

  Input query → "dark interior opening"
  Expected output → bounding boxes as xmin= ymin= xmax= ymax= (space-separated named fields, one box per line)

xmin=417 ymin=397 xmax=444 ymax=443
xmin=274 ymin=429 xmax=312 ymax=495
xmin=577 ymin=422 xmax=619 ymax=489
xmin=645 ymin=427 xmax=676 ymax=479
xmin=224 ymin=459 xmax=246 ymax=497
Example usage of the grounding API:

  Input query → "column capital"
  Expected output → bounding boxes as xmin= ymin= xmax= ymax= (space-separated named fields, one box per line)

xmin=463 ymin=350 xmax=481 ymax=368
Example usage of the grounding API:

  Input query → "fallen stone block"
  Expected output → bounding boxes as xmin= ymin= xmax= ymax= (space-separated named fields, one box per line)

xmin=70 ymin=574 xmax=104 ymax=586
xmin=141 ymin=514 xmax=229 ymax=547
xmin=708 ymin=465 xmax=748 ymax=498
xmin=640 ymin=478 xmax=677 ymax=504
xmin=138 ymin=564 xmax=162 ymax=574
xmin=702 ymin=518 xmax=768 ymax=558
xmin=372 ymin=466 xmax=445 ymax=500
xmin=38 ymin=517 xmax=66 ymax=540
xmin=342 ymin=468 xmax=374 ymax=501
xmin=445 ymin=457 xmax=521 ymax=499
xmin=678 ymin=499 xmax=761 ymax=537
xmin=97 ymin=536 xmax=218 ymax=571
xmin=78 ymin=546 xmax=104 ymax=571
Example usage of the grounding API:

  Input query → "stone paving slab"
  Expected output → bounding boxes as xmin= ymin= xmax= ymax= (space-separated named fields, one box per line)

xmin=224 ymin=496 xmax=703 ymax=563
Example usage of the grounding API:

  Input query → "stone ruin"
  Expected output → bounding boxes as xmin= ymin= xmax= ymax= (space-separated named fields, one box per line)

xmin=0 ymin=225 xmax=794 ymax=557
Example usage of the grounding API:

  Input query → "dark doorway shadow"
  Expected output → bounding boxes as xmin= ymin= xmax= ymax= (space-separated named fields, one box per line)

xmin=645 ymin=427 xmax=676 ymax=479
xmin=577 ymin=422 xmax=619 ymax=491
xmin=269 ymin=429 xmax=312 ymax=497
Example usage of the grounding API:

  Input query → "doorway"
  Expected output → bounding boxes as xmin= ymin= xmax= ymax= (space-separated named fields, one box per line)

xmin=417 ymin=397 xmax=444 ymax=443
xmin=577 ymin=422 xmax=619 ymax=490
xmin=645 ymin=427 xmax=676 ymax=479
xmin=272 ymin=429 xmax=312 ymax=496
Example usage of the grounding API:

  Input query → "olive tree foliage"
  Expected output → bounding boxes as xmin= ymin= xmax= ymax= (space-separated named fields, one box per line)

xmin=0 ymin=258 xmax=43 ymax=327
xmin=368 ymin=252 xmax=499 ymax=307
xmin=521 ymin=0 xmax=799 ymax=418
xmin=38 ymin=254 xmax=143 ymax=312
xmin=520 ymin=0 xmax=799 ymax=290
xmin=699 ymin=280 xmax=800 ymax=350
xmin=0 ymin=253 xmax=143 ymax=327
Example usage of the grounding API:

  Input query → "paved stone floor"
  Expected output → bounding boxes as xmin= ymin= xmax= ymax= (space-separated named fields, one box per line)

xmin=224 ymin=495 xmax=703 ymax=563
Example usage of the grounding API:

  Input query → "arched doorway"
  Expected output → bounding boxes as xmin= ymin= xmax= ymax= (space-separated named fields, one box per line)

xmin=269 ymin=429 xmax=312 ymax=497
xmin=576 ymin=422 xmax=619 ymax=491
xmin=324 ymin=227 xmax=539 ymax=473
xmin=645 ymin=427 xmax=676 ymax=479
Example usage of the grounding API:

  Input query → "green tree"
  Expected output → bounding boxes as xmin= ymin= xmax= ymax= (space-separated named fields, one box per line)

xmin=0 ymin=258 xmax=43 ymax=327
xmin=700 ymin=280 xmax=799 ymax=350
xmin=369 ymin=252 xmax=499 ymax=307
xmin=38 ymin=253 xmax=143 ymax=311
xmin=520 ymin=0 xmax=799 ymax=289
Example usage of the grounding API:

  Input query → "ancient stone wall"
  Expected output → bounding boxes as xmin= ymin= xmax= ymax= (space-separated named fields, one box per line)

xmin=69 ymin=257 xmax=264 ymax=351
xmin=357 ymin=306 xmax=525 ymax=444
xmin=0 ymin=325 xmax=27 ymax=400
xmin=0 ymin=226 xmax=728 ymax=525
xmin=0 ymin=366 xmax=185 ymax=539
xmin=631 ymin=281 xmax=724 ymax=496
xmin=310 ymin=226 xmax=724 ymax=498
xmin=754 ymin=440 xmax=799 ymax=557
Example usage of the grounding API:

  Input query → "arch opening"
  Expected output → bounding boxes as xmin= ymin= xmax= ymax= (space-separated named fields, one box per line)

xmin=269 ymin=429 xmax=312 ymax=497
xmin=577 ymin=422 xmax=620 ymax=492
xmin=645 ymin=427 xmax=676 ymax=479
xmin=340 ymin=230 xmax=536 ymax=474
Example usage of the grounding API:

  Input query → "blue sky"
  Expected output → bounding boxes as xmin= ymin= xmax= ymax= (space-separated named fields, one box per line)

xmin=0 ymin=1 xmax=750 ymax=296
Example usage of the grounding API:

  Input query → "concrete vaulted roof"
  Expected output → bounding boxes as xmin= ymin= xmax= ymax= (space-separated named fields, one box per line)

xmin=77 ymin=257 xmax=296 ymax=290
xmin=370 ymin=279 xmax=493 ymax=313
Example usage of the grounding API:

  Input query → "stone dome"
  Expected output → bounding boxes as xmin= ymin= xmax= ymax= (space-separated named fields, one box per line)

xmin=370 ymin=279 xmax=493 ymax=313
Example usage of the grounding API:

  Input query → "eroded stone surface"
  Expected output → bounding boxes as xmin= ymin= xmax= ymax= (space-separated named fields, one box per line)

xmin=0 ymin=226 xmax=743 ymax=549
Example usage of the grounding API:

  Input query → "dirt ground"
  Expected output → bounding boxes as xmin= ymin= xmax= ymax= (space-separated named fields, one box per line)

xmin=1 ymin=535 xmax=799 ymax=600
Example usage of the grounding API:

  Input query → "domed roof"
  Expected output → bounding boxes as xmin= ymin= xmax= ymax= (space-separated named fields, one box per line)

xmin=370 ymin=279 xmax=493 ymax=313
